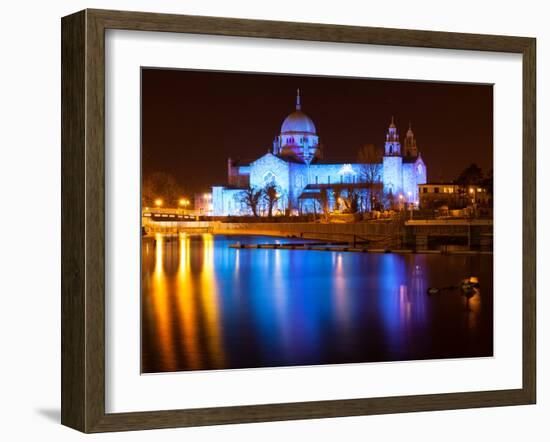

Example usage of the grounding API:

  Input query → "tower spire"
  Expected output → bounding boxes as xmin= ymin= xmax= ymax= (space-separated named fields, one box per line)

xmin=296 ymin=88 xmax=301 ymax=110
xmin=385 ymin=115 xmax=401 ymax=156
xmin=404 ymin=121 xmax=418 ymax=157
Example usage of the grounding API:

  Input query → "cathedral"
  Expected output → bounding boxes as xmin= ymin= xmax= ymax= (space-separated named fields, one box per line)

xmin=212 ymin=90 xmax=427 ymax=216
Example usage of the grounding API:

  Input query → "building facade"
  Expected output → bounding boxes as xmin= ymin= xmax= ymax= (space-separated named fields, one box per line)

xmin=418 ymin=183 xmax=491 ymax=210
xmin=212 ymin=90 xmax=427 ymax=216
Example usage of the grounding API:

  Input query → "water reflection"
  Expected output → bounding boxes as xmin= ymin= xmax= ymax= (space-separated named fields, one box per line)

xmin=198 ymin=234 xmax=226 ymax=368
xmin=174 ymin=234 xmax=200 ymax=370
xmin=141 ymin=235 xmax=493 ymax=373
xmin=149 ymin=234 xmax=176 ymax=371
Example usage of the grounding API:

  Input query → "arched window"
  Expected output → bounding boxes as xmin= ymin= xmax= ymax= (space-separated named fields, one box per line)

xmin=264 ymin=171 xmax=276 ymax=185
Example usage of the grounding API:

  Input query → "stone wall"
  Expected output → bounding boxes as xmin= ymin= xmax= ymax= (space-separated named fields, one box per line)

xmin=212 ymin=221 xmax=400 ymax=243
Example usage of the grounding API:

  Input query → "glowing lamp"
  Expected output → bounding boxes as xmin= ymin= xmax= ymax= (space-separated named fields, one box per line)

xmin=154 ymin=198 xmax=163 ymax=207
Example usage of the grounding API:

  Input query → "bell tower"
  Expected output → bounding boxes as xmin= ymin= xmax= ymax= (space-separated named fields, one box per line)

xmin=382 ymin=116 xmax=403 ymax=197
xmin=384 ymin=116 xmax=401 ymax=156
xmin=403 ymin=122 xmax=418 ymax=157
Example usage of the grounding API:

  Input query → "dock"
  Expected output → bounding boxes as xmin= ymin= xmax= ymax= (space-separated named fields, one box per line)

xmin=228 ymin=242 xmax=492 ymax=255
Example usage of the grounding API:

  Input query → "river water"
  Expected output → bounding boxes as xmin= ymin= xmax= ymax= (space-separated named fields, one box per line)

xmin=141 ymin=233 xmax=493 ymax=373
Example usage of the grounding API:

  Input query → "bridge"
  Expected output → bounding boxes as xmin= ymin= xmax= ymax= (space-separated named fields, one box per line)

xmin=403 ymin=219 xmax=493 ymax=251
xmin=142 ymin=208 xmax=213 ymax=233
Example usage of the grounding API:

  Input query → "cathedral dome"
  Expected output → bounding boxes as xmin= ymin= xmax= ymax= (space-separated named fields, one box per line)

xmin=281 ymin=110 xmax=316 ymax=134
xmin=280 ymin=89 xmax=317 ymax=134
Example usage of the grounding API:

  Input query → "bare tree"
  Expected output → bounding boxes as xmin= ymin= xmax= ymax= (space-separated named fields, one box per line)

xmin=357 ymin=144 xmax=383 ymax=211
xmin=381 ymin=189 xmax=396 ymax=211
xmin=263 ymin=183 xmax=280 ymax=217
xmin=342 ymin=187 xmax=360 ymax=214
xmin=240 ymin=186 xmax=264 ymax=217
xmin=332 ymin=187 xmax=342 ymax=212
xmin=313 ymin=188 xmax=331 ymax=222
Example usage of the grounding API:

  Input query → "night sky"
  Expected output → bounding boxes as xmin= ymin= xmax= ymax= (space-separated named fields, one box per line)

xmin=142 ymin=68 xmax=493 ymax=195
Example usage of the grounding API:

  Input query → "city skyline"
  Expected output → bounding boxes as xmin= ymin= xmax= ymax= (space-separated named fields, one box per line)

xmin=142 ymin=68 xmax=493 ymax=195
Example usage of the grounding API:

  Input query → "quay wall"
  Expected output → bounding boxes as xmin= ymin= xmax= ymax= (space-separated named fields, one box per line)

xmin=212 ymin=222 xmax=400 ymax=243
xmin=143 ymin=219 xmax=401 ymax=244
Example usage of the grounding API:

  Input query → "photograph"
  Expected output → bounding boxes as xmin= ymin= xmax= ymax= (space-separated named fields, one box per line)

xmin=140 ymin=69 xmax=494 ymax=374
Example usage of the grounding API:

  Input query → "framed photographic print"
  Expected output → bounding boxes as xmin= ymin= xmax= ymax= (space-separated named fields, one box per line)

xmin=61 ymin=9 xmax=536 ymax=433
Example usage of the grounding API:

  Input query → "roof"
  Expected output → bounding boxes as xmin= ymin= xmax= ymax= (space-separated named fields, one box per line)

xmin=212 ymin=184 xmax=247 ymax=190
xmin=276 ymin=154 xmax=307 ymax=164
xmin=281 ymin=110 xmax=316 ymax=134
xmin=303 ymin=182 xmax=383 ymax=190
xmin=229 ymin=158 xmax=253 ymax=167
xmin=419 ymin=182 xmax=459 ymax=186
xmin=312 ymin=155 xmax=384 ymax=165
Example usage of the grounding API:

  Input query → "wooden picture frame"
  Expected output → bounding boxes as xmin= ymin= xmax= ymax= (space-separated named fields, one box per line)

xmin=61 ymin=8 xmax=536 ymax=433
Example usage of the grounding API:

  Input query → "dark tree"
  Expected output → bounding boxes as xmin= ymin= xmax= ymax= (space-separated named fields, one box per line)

xmin=240 ymin=186 xmax=264 ymax=217
xmin=342 ymin=187 xmax=360 ymax=214
xmin=332 ymin=187 xmax=342 ymax=212
xmin=263 ymin=183 xmax=280 ymax=217
xmin=142 ymin=172 xmax=184 ymax=207
xmin=313 ymin=188 xmax=331 ymax=222
xmin=456 ymin=163 xmax=484 ymax=185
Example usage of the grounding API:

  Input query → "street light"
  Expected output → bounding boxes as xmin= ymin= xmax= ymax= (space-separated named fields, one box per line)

xmin=469 ymin=187 xmax=477 ymax=217
xmin=154 ymin=198 xmax=163 ymax=207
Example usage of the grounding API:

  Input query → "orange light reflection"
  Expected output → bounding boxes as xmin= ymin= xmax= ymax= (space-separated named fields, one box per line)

xmin=174 ymin=234 xmax=201 ymax=370
xmin=199 ymin=233 xmax=226 ymax=368
xmin=151 ymin=234 xmax=177 ymax=371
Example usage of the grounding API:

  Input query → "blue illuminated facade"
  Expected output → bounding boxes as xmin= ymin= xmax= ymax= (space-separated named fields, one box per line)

xmin=212 ymin=91 xmax=427 ymax=216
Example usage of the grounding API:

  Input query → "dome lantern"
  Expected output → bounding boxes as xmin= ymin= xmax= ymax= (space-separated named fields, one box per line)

xmin=280 ymin=90 xmax=317 ymax=135
xmin=277 ymin=89 xmax=321 ymax=164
